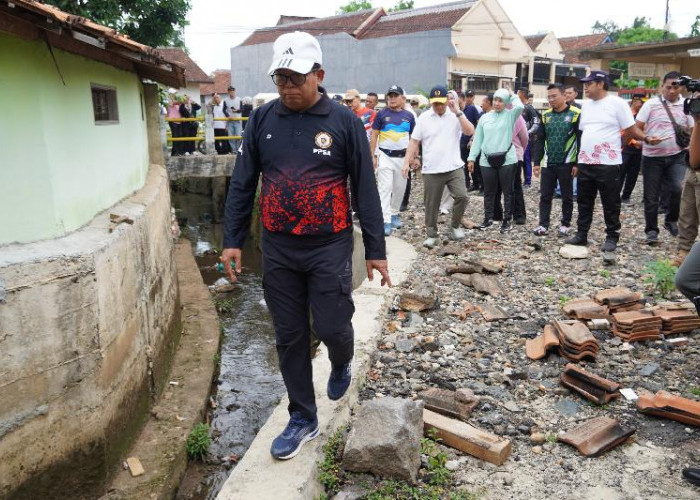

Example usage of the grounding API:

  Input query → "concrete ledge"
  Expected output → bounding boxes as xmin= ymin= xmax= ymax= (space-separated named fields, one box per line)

xmin=166 ymin=154 xmax=236 ymax=180
xmin=104 ymin=240 xmax=221 ymax=499
xmin=216 ymin=236 xmax=417 ymax=499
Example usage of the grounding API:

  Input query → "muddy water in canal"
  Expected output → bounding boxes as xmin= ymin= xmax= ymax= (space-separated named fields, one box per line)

xmin=172 ymin=190 xmax=285 ymax=500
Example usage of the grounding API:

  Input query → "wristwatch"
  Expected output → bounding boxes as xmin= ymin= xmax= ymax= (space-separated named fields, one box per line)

xmin=455 ymin=112 xmax=464 ymax=118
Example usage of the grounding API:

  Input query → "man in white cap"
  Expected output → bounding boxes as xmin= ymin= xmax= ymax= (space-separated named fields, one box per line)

xmin=221 ymin=31 xmax=390 ymax=460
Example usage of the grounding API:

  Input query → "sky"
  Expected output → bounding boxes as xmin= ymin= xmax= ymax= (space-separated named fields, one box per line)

xmin=184 ymin=0 xmax=699 ymax=73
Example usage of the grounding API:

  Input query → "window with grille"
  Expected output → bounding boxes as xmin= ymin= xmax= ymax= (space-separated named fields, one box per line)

xmin=91 ymin=84 xmax=119 ymax=124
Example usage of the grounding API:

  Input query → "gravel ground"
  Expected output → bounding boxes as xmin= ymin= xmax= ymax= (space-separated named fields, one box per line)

xmin=356 ymin=172 xmax=700 ymax=500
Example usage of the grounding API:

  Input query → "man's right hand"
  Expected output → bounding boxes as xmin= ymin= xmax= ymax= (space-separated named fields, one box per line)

xmin=401 ymin=163 xmax=410 ymax=179
xmin=373 ymin=155 xmax=378 ymax=170
xmin=221 ymin=248 xmax=242 ymax=283
xmin=467 ymin=161 xmax=474 ymax=173
xmin=533 ymin=165 xmax=540 ymax=178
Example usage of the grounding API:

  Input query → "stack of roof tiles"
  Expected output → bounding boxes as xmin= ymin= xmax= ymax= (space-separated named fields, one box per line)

xmin=552 ymin=320 xmax=600 ymax=361
xmin=593 ymin=287 xmax=644 ymax=313
xmin=637 ymin=391 xmax=700 ymax=426
xmin=611 ymin=311 xmax=663 ymax=342
xmin=562 ymin=298 xmax=609 ymax=320
xmin=560 ymin=363 xmax=620 ymax=404
xmin=526 ymin=320 xmax=600 ymax=361
xmin=653 ymin=308 xmax=700 ymax=335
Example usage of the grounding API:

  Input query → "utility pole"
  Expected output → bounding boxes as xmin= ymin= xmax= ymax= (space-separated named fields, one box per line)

xmin=663 ymin=0 xmax=670 ymax=41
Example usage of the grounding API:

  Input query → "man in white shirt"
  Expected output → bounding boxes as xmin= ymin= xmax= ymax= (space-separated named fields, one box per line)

xmin=403 ymin=85 xmax=474 ymax=248
xmin=637 ymin=71 xmax=695 ymax=245
xmin=566 ymin=71 xmax=659 ymax=252
xmin=223 ymin=86 xmax=242 ymax=151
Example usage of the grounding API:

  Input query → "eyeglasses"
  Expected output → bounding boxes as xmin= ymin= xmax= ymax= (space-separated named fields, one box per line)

xmin=270 ymin=71 xmax=315 ymax=87
xmin=343 ymin=99 xmax=354 ymax=105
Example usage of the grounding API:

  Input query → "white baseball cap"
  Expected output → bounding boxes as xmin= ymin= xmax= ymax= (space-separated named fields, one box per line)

xmin=268 ymin=31 xmax=323 ymax=76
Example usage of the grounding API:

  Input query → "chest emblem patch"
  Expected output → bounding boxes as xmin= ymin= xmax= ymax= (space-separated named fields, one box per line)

xmin=315 ymin=132 xmax=333 ymax=149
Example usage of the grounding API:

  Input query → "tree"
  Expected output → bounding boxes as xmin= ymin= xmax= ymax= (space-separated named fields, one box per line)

xmin=337 ymin=0 xmax=373 ymax=14
xmin=388 ymin=0 xmax=414 ymax=12
xmin=591 ymin=20 xmax=620 ymax=39
xmin=691 ymin=16 xmax=700 ymax=37
xmin=616 ymin=26 xmax=676 ymax=45
xmin=43 ymin=0 xmax=191 ymax=48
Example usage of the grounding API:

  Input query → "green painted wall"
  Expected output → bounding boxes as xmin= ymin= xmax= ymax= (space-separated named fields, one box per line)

xmin=0 ymin=31 xmax=149 ymax=245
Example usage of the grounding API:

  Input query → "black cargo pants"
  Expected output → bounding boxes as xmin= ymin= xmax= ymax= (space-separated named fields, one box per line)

xmin=262 ymin=229 xmax=355 ymax=420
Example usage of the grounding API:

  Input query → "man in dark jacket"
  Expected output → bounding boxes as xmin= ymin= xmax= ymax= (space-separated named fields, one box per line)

xmin=221 ymin=31 xmax=390 ymax=461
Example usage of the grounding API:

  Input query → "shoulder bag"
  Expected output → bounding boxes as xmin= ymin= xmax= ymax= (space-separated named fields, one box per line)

xmin=484 ymin=144 xmax=513 ymax=168
xmin=660 ymin=99 xmax=691 ymax=149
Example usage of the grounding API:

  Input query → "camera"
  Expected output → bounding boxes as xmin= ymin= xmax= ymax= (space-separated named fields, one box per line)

xmin=676 ymin=76 xmax=700 ymax=116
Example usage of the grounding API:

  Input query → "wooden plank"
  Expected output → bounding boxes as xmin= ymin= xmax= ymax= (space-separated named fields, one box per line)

xmin=422 ymin=409 xmax=511 ymax=465
xmin=126 ymin=457 xmax=145 ymax=477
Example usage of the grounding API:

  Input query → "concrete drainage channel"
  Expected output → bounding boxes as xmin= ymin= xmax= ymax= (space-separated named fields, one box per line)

xmin=172 ymin=191 xmax=286 ymax=500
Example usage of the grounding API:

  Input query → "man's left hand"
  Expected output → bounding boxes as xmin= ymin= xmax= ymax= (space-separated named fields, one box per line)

xmin=366 ymin=260 xmax=392 ymax=287
xmin=447 ymin=99 xmax=458 ymax=113
xmin=572 ymin=165 xmax=578 ymax=178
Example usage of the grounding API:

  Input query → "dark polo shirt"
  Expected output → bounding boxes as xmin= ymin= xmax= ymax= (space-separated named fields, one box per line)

xmin=224 ymin=88 xmax=386 ymax=260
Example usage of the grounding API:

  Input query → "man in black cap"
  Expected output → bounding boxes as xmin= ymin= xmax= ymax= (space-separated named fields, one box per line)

xmin=403 ymin=85 xmax=474 ymax=248
xmin=566 ymin=70 xmax=660 ymax=252
xmin=370 ymin=85 xmax=416 ymax=235
xmin=221 ymin=31 xmax=390 ymax=461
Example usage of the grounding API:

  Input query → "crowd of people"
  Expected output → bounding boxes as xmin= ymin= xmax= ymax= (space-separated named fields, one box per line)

xmin=325 ymin=69 xmax=697 ymax=262
xmin=166 ymin=86 xmax=254 ymax=156
xmin=220 ymin=30 xmax=700 ymax=468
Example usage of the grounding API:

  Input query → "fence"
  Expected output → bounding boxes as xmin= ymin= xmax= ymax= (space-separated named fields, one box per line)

xmin=165 ymin=115 xmax=249 ymax=153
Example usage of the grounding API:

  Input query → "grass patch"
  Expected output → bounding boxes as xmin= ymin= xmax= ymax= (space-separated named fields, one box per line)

xmin=317 ymin=425 xmax=348 ymax=496
xmin=214 ymin=296 xmax=236 ymax=314
xmin=545 ymin=277 xmax=556 ymax=287
xmin=558 ymin=295 xmax=572 ymax=308
xmin=599 ymin=270 xmax=611 ymax=278
xmin=643 ymin=259 xmax=678 ymax=297
xmin=690 ymin=387 xmax=700 ymax=397
xmin=186 ymin=423 xmax=211 ymax=461
xmin=546 ymin=432 xmax=558 ymax=444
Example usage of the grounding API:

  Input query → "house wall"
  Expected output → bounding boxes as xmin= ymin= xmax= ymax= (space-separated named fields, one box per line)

xmin=533 ymin=33 xmax=564 ymax=60
xmin=450 ymin=0 xmax=530 ymax=69
xmin=230 ymin=30 xmax=455 ymax=97
xmin=0 ymin=31 xmax=149 ymax=246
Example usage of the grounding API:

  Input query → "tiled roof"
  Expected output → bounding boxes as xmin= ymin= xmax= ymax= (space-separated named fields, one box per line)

xmin=361 ymin=1 xmax=474 ymax=39
xmin=525 ymin=34 xmax=546 ymax=51
xmin=157 ymin=47 xmax=213 ymax=84
xmin=241 ymin=9 xmax=381 ymax=46
xmin=559 ymin=33 xmax=611 ymax=64
xmin=240 ymin=1 xmax=476 ymax=45
xmin=200 ymin=70 xmax=231 ymax=96
xmin=1 ymin=0 xmax=184 ymax=87
xmin=276 ymin=15 xmax=316 ymax=26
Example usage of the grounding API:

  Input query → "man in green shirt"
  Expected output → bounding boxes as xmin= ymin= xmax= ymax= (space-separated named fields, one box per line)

xmin=531 ymin=84 xmax=581 ymax=236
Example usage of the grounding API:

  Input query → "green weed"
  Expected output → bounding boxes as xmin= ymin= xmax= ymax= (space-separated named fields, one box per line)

xmin=643 ymin=259 xmax=678 ymax=297
xmin=545 ymin=277 xmax=556 ymax=287
xmin=559 ymin=295 xmax=572 ymax=308
xmin=186 ymin=423 xmax=211 ymax=461
xmin=317 ymin=425 xmax=347 ymax=495
xmin=546 ymin=433 xmax=558 ymax=444
xmin=690 ymin=387 xmax=700 ymax=397
xmin=599 ymin=270 xmax=611 ymax=278
xmin=214 ymin=297 xmax=236 ymax=314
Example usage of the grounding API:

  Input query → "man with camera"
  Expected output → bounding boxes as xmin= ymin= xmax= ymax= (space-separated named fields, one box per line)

xmin=673 ymin=76 xmax=700 ymax=264
xmin=636 ymin=72 xmax=695 ymax=246
xmin=674 ymin=77 xmax=700 ymax=488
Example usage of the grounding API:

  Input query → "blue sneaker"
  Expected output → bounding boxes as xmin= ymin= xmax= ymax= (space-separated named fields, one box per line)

xmin=391 ymin=214 xmax=402 ymax=229
xmin=384 ymin=223 xmax=392 ymax=236
xmin=270 ymin=413 xmax=319 ymax=460
xmin=327 ymin=360 xmax=352 ymax=400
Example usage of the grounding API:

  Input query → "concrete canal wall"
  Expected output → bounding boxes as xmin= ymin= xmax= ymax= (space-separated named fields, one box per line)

xmin=0 ymin=165 xmax=180 ymax=498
